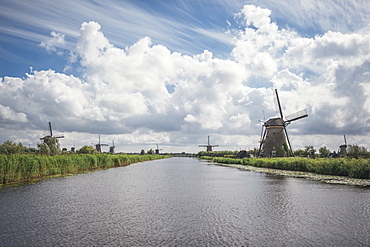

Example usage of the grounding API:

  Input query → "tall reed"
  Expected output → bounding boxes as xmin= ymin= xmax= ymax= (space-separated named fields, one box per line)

xmin=0 ymin=154 xmax=170 ymax=185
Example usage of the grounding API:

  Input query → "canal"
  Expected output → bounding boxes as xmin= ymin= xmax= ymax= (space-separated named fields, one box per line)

xmin=0 ymin=157 xmax=369 ymax=246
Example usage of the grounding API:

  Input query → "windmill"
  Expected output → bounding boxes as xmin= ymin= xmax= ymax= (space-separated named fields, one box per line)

xmin=155 ymin=144 xmax=163 ymax=155
xmin=258 ymin=89 xmax=308 ymax=157
xmin=338 ymin=135 xmax=348 ymax=156
xmin=40 ymin=122 xmax=64 ymax=143
xmin=109 ymin=141 xmax=115 ymax=154
xmin=92 ymin=135 xmax=108 ymax=153
xmin=199 ymin=136 xmax=219 ymax=152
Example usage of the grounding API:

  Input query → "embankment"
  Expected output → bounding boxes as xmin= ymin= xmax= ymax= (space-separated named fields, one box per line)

xmin=201 ymin=156 xmax=370 ymax=186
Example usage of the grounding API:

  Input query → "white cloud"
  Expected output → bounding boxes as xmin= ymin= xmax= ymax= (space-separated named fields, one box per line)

xmin=1 ymin=4 xmax=370 ymax=153
xmin=0 ymin=104 xmax=28 ymax=122
xmin=39 ymin=31 xmax=66 ymax=53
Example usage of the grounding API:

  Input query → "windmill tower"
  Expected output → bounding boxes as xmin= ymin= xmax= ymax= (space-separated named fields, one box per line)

xmin=92 ymin=135 xmax=108 ymax=153
xmin=109 ymin=141 xmax=115 ymax=154
xmin=40 ymin=122 xmax=64 ymax=143
xmin=199 ymin=136 xmax=219 ymax=152
xmin=338 ymin=135 xmax=348 ymax=156
xmin=258 ymin=89 xmax=308 ymax=157
xmin=155 ymin=144 xmax=163 ymax=155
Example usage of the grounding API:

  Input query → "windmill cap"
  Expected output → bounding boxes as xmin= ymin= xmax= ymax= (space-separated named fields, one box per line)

xmin=265 ymin=118 xmax=285 ymax=126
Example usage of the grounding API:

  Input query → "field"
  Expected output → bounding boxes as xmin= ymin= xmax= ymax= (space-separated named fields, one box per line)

xmin=200 ymin=156 xmax=370 ymax=179
xmin=0 ymin=153 xmax=170 ymax=185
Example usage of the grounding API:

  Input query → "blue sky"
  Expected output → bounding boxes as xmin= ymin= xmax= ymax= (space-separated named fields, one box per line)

xmin=1 ymin=0 xmax=370 ymax=153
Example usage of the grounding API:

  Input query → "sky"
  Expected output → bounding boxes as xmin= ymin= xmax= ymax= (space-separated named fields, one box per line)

xmin=1 ymin=0 xmax=370 ymax=153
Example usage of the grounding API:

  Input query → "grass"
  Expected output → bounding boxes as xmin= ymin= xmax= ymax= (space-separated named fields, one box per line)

xmin=201 ymin=156 xmax=370 ymax=179
xmin=0 ymin=153 xmax=170 ymax=185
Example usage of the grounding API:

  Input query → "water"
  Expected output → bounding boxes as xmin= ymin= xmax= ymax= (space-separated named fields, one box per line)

xmin=0 ymin=157 xmax=369 ymax=246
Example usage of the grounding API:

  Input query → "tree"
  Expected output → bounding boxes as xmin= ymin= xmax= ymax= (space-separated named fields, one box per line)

xmin=43 ymin=137 xmax=61 ymax=155
xmin=346 ymin=145 xmax=369 ymax=159
xmin=38 ymin=143 xmax=50 ymax=155
xmin=304 ymin=146 xmax=316 ymax=158
xmin=77 ymin=145 xmax=99 ymax=154
xmin=147 ymin=149 xmax=154 ymax=155
xmin=0 ymin=141 xmax=25 ymax=154
xmin=140 ymin=149 xmax=145 ymax=155
xmin=319 ymin=146 xmax=331 ymax=158
xmin=293 ymin=146 xmax=316 ymax=158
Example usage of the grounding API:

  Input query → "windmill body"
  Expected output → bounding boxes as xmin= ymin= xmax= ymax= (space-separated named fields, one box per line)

xmin=261 ymin=117 xmax=288 ymax=157
xmin=40 ymin=122 xmax=64 ymax=144
xmin=338 ymin=135 xmax=348 ymax=156
xmin=109 ymin=141 xmax=115 ymax=154
xmin=259 ymin=89 xmax=308 ymax=157
xmin=93 ymin=135 xmax=108 ymax=153
xmin=199 ymin=136 xmax=219 ymax=152
xmin=155 ymin=144 xmax=163 ymax=155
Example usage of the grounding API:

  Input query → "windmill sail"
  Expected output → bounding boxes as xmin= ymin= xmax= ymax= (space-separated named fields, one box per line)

xmin=285 ymin=109 xmax=308 ymax=123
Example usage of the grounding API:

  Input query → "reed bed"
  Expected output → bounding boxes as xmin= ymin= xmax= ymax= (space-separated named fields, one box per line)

xmin=201 ymin=156 xmax=370 ymax=179
xmin=0 ymin=154 xmax=170 ymax=185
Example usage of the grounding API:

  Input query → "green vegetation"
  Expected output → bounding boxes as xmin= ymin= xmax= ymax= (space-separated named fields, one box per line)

xmin=0 ymin=153 xmax=170 ymax=185
xmin=200 ymin=156 xmax=370 ymax=179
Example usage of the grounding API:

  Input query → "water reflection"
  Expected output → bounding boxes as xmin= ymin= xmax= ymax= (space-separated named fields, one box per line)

xmin=0 ymin=157 xmax=369 ymax=246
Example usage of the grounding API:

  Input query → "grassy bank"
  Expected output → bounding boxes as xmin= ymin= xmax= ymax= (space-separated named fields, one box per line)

xmin=201 ymin=156 xmax=370 ymax=179
xmin=0 ymin=154 xmax=170 ymax=185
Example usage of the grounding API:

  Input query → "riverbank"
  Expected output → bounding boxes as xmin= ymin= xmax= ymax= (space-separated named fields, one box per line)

xmin=0 ymin=153 xmax=171 ymax=186
xmin=201 ymin=157 xmax=370 ymax=187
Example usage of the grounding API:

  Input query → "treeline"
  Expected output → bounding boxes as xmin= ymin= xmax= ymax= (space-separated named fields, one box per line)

xmin=197 ymin=145 xmax=370 ymax=159
xmin=0 ymin=153 xmax=170 ymax=185
xmin=200 ymin=157 xmax=370 ymax=179
xmin=0 ymin=140 xmax=108 ymax=155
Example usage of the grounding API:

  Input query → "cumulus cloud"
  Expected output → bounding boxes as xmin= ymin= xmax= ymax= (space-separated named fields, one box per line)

xmin=39 ymin=31 xmax=66 ymax=53
xmin=1 ymin=4 xmax=370 ymax=152
xmin=0 ymin=104 xmax=27 ymax=122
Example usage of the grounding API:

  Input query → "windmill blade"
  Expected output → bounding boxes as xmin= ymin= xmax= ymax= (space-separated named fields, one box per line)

xmin=49 ymin=122 xmax=53 ymax=136
xmin=285 ymin=109 xmax=308 ymax=123
xmin=344 ymin=135 xmax=347 ymax=146
xmin=212 ymin=145 xmax=219 ymax=147
xmin=283 ymin=127 xmax=294 ymax=156
xmin=55 ymin=136 xmax=64 ymax=139
xmin=274 ymin=89 xmax=284 ymax=119
xmin=258 ymin=128 xmax=267 ymax=156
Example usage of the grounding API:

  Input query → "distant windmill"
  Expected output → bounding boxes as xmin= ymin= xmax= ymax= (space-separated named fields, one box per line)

xmin=338 ymin=135 xmax=348 ymax=156
xmin=92 ymin=135 xmax=108 ymax=153
xmin=258 ymin=89 xmax=308 ymax=157
xmin=199 ymin=136 xmax=219 ymax=152
xmin=155 ymin=144 xmax=163 ymax=155
xmin=109 ymin=141 xmax=115 ymax=154
xmin=71 ymin=143 xmax=76 ymax=153
xmin=40 ymin=122 xmax=64 ymax=143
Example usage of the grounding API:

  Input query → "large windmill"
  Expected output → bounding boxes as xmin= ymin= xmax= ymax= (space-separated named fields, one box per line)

xmin=40 ymin=122 xmax=64 ymax=143
xmin=258 ymin=89 xmax=308 ymax=157
xmin=199 ymin=136 xmax=219 ymax=152
xmin=92 ymin=135 xmax=109 ymax=153
xmin=155 ymin=144 xmax=163 ymax=155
